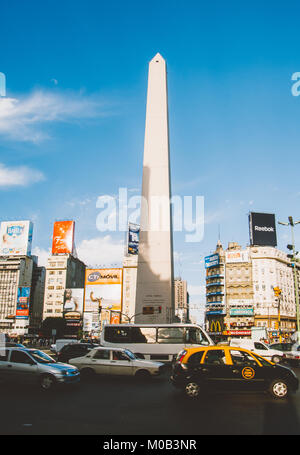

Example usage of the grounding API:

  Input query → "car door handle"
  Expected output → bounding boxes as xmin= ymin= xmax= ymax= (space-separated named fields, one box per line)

xmin=202 ymin=368 xmax=209 ymax=372
xmin=7 ymin=365 xmax=12 ymax=368
xmin=232 ymin=369 xmax=239 ymax=374
xmin=110 ymin=361 xmax=116 ymax=363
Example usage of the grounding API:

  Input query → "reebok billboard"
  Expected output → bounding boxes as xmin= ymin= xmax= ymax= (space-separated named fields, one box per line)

xmin=249 ymin=212 xmax=277 ymax=247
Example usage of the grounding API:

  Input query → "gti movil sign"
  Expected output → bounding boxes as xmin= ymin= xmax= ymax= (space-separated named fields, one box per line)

xmin=249 ymin=212 xmax=277 ymax=247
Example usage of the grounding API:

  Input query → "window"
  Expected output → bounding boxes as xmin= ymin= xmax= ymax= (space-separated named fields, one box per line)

xmin=93 ymin=349 xmax=110 ymax=360
xmin=157 ymin=328 xmax=185 ymax=344
xmin=104 ymin=327 xmax=131 ymax=343
xmin=254 ymin=342 xmax=268 ymax=350
xmin=204 ymin=349 xmax=227 ymax=365
xmin=0 ymin=349 xmax=8 ymax=361
xmin=186 ymin=328 xmax=209 ymax=345
xmin=230 ymin=350 xmax=258 ymax=367
xmin=10 ymin=350 xmax=34 ymax=364
xmin=188 ymin=351 xmax=205 ymax=366
xmin=131 ymin=327 xmax=156 ymax=343
xmin=112 ymin=350 xmax=129 ymax=361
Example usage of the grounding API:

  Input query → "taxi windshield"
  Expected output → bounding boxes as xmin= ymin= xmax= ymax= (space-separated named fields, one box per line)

xmin=251 ymin=353 xmax=272 ymax=366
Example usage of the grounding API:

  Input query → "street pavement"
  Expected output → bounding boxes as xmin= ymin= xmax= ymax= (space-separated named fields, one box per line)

xmin=0 ymin=366 xmax=300 ymax=435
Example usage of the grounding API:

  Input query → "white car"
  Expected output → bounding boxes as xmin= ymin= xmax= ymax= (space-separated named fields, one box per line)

xmin=69 ymin=347 xmax=165 ymax=379
xmin=272 ymin=343 xmax=300 ymax=366
xmin=229 ymin=339 xmax=284 ymax=363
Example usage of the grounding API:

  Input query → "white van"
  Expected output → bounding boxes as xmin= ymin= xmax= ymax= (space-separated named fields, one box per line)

xmin=229 ymin=339 xmax=284 ymax=363
xmin=50 ymin=339 xmax=77 ymax=354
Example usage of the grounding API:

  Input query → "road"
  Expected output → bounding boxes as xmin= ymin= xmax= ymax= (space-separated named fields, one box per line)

xmin=1 ymin=366 xmax=300 ymax=435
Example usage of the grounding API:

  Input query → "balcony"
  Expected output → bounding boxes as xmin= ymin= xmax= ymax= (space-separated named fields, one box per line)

xmin=206 ymin=282 xmax=224 ymax=287
xmin=206 ymin=291 xmax=224 ymax=297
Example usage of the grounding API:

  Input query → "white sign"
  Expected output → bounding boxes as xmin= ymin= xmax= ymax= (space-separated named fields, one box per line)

xmin=228 ymin=299 xmax=254 ymax=306
xmin=226 ymin=250 xmax=249 ymax=263
xmin=0 ymin=220 xmax=33 ymax=256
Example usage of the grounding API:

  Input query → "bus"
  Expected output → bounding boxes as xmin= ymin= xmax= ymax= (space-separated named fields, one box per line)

xmin=100 ymin=323 xmax=214 ymax=362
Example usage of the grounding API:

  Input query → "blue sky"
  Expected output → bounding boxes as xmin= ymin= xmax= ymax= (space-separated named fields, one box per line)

xmin=1 ymin=0 xmax=300 ymax=322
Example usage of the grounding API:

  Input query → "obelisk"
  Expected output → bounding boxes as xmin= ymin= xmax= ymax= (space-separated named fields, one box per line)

xmin=135 ymin=53 xmax=174 ymax=323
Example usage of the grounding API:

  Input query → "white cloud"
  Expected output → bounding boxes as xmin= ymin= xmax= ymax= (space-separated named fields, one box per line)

xmin=0 ymin=90 xmax=105 ymax=142
xmin=76 ymin=235 xmax=124 ymax=267
xmin=33 ymin=235 xmax=124 ymax=269
xmin=32 ymin=246 xmax=51 ymax=267
xmin=0 ymin=162 xmax=45 ymax=187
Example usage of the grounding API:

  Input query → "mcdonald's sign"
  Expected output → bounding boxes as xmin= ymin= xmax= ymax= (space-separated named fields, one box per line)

xmin=209 ymin=320 xmax=223 ymax=334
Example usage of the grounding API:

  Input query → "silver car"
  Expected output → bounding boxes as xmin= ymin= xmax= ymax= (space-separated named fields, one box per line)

xmin=69 ymin=347 xmax=165 ymax=379
xmin=0 ymin=347 xmax=80 ymax=390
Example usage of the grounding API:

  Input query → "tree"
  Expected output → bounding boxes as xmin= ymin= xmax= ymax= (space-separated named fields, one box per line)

xmin=41 ymin=317 xmax=66 ymax=338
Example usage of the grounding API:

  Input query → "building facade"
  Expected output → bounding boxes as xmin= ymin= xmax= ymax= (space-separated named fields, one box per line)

xmin=122 ymin=254 xmax=138 ymax=321
xmin=205 ymin=242 xmax=297 ymax=341
xmin=43 ymin=254 xmax=85 ymax=320
xmin=0 ymin=255 xmax=33 ymax=336
xmin=174 ymin=278 xmax=189 ymax=322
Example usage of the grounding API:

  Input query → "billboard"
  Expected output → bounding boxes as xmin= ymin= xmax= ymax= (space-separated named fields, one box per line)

xmin=0 ymin=220 xmax=33 ymax=256
xmin=249 ymin=212 xmax=277 ymax=247
xmin=84 ymin=268 xmax=123 ymax=313
xmin=52 ymin=221 xmax=75 ymax=255
xmin=226 ymin=250 xmax=249 ymax=263
xmin=128 ymin=223 xmax=140 ymax=255
xmin=63 ymin=289 xmax=84 ymax=318
xmin=205 ymin=253 xmax=219 ymax=269
xmin=16 ymin=287 xmax=31 ymax=319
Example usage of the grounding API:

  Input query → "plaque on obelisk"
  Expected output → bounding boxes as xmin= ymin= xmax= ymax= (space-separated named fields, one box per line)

xmin=135 ymin=53 xmax=174 ymax=323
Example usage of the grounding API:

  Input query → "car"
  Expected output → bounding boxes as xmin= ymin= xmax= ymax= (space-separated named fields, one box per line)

xmin=0 ymin=347 xmax=80 ymax=391
xmin=69 ymin=346 xmax=165 ymax=379
xmin=283 ymin=343 xmax=300 ymax=366
xmin=170 ymin=346 xmax=299 ymax=400
xmin=269 ymin=342 xmax=300 ymax=366
xmin=50 ymin=339 xmax=78 ymax=354
xmin=57 ymin=343 xmax=99 ymax=363
xmin=229 ymin=339 xmax=284 ymax=363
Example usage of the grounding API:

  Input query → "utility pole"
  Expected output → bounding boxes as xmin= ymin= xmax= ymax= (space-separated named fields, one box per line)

xmin=278 ymin=217 xmax=300 ymax=344
xmin=273 ymin=286 xmax=282 ymax=342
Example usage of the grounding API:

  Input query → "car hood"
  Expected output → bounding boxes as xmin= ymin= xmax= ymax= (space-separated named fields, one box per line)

xmin=42 ymin=362 xmax=78 ymax=372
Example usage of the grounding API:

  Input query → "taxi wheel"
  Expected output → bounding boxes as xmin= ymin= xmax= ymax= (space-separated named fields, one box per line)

xmin=185 ymin=381 xmax=200 ymax=399
xmin=269 ymin=379 xmax=289 ymax=399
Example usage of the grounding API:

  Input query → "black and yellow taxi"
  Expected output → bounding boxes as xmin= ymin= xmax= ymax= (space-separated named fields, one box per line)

xmin=170 ymin=346 xmax=299 ymax=399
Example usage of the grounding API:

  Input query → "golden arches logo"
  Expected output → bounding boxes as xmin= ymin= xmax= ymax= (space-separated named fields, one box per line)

xmin=210 ymin=320 xmax=222 ymax=332
xmin=242 ymin=367 xmax=255 ymax=380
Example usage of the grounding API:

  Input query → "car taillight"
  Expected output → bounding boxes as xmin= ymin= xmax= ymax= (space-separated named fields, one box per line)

xmin=176 ymin=350 xmax=187 ymax=364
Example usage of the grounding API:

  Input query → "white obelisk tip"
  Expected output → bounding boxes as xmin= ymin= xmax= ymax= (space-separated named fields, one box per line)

xmin=150 ymin=53 xmax=165 ymax=63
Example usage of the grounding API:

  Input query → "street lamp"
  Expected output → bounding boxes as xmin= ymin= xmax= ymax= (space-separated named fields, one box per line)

xmin=278 ymin=216 xmax=300 ymax=343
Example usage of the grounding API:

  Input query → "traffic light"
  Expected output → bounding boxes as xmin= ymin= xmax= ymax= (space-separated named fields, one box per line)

xmin=273 ymin=286 xmax=282 ymax=297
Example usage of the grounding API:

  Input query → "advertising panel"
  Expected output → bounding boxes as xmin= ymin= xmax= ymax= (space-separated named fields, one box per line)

xmin=128 ymin=223 xmax=140 ymax=255
xmin=226 ymin=250 xmax=249 ymax=263
xmin=16 ymin=287 xmax=31 ymax=319
xmin=63 ymin=289 xmax=84 ymax=318
xmin=230 ymin=308 xmax=254 ymax=316
xmin=205 ymin=253 xmax=219 ymax=269
xmin=249 ymin=212 xmax=277 ymax=247
xmin=52 ymin=221 xmax=75 ymax=255
xmin=228 ymin=299 xmax=254 ymax=306
xmin=84 ymin=268 xmax=123 ymax=313
xmin=0 ymin=220 xmax=33 ymax=256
